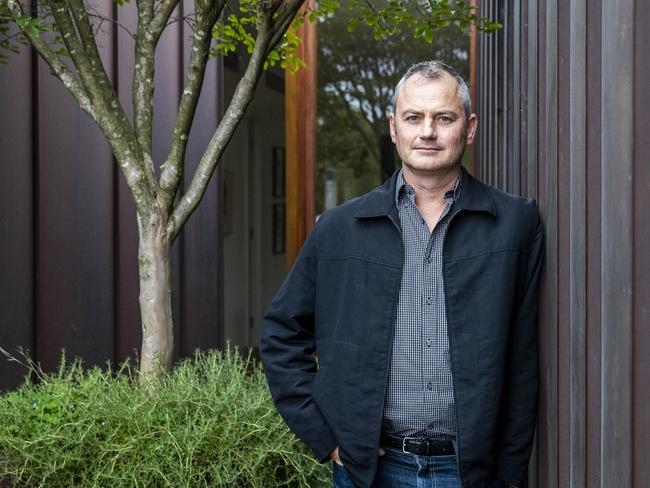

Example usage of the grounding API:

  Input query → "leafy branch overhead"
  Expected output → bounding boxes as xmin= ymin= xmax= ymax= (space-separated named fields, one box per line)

xmin=1 ymin=0 xmax=499 ymax=67
xmin=346 ymin=0 xmax=501 ymax=41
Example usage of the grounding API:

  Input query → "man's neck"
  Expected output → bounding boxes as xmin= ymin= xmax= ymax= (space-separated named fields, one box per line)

xmin=401 ymin=165 xmax=461 ymax=208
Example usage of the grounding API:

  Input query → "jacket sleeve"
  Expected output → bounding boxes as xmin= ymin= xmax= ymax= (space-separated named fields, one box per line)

xmin=496 ymin=212 xmax=544 ymax=486
xmin=259 ymin=224 xmax=338 ymax=463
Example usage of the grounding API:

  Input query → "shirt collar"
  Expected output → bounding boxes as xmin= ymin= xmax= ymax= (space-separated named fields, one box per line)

xmin=395 ymin=168 xmax=464 ymax=206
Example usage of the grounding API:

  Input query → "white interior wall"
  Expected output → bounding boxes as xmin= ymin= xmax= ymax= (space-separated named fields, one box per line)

xmin=222 ymin=64 xmax=286 ymax=348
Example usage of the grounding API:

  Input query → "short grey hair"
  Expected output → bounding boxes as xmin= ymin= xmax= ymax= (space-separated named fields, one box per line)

xmin=392 ymin=60 xmax=472 ymax=119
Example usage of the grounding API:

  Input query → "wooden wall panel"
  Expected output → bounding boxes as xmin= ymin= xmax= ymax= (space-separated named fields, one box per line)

xmin=179 ymin=0 xmax=224 ymax=354
xmin=600 ymin=0 xmax=634 ymax=485
xmin=568 ymin=0 xmax=587 ymax=486
xmin=556 ymin=0 xmax=571 ymax=484
xmin=0 ymin=35 xmax=34 ymax=390
xmin=538 ymin=0 xmax=560 ymax=485
xmin=584 ymin=1 xmax=603 ymax=485
xmin=35 ymin=0 xmax=116 ymax=371
xmin=474 ymin=0 xmax=648 ymax=486
xmin=632 ymin=0 xmax=650 ymax=483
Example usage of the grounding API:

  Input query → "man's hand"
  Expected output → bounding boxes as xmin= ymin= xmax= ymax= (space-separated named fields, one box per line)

xmin=330 ymin=447 xmax=344 ymax=466
xmin=330 ymin=446 xmax=386 ymax=466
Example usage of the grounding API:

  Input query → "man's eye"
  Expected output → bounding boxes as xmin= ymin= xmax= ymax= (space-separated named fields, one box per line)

xmin=405 ymin=115 xmax=419 ymax=121
xmin=438 ymin=116 xmax=453 ymax=124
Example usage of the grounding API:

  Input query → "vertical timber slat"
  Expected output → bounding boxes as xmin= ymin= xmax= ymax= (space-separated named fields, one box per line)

xmin=526 ymin=0 xmax=538 ymax=202
xmin=633 ymin=0 xmax=650 ymax=484
xmin=585 ymin=0 xmax=603 ymax=484
xmin=568 ymin=0 xmax=587 ymax=486
xmin=540 ymin=0 xmax=559 ymax=485
xmin=285 ymin=1 xmax=317 ymax=267
xmin=0 ymin=23 xmax=35 ymax=390
xmin=600 ymin=0 xmax=634 ymax=486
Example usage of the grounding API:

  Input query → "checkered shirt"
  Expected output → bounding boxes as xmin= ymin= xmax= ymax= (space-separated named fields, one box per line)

xmin=381 ymin=169 xmax=462 ymax=440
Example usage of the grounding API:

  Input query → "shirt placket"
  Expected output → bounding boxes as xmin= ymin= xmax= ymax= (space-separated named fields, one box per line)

xmin=421 ymin=204 xmax=450 ymax=400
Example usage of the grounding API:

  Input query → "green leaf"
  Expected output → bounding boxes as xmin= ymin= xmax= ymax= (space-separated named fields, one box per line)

xmin=25 ymin=25 xmax=39 ymax=37
xmin=16 ymin=15 xmax=31 ymax=28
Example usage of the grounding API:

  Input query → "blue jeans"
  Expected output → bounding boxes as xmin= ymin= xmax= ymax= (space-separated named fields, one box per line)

xmin=332 ymin=448 xmax=509 ymax=488
xmin=332 ymin=447 xmax=460 ymax=488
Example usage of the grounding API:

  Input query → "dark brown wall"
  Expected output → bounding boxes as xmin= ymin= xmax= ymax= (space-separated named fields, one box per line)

xmin=0 ymin=1 xmax=224 ymax=391
xmin=475 ymin=1 xmax=649 ymax=487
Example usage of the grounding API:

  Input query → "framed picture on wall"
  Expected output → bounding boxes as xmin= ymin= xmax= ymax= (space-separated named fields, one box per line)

xmin=273 ymin=204 xmax=286 ymax=254
xmin=272 ymin=146 xmax=285 ymax=198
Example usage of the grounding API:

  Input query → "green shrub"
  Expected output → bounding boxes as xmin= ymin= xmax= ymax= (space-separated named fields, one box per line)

xmin=0 ymin=348 xmax=330 ymax=487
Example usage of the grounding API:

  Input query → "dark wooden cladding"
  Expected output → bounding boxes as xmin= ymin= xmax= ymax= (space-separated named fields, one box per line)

xmin=179 ymin=0 xmax=225 ymax=355
xmin=36 ymin=55 xmax=116 ymax=371
xmin=0 ymin=0 xmax=224 ymax=389
xmin=567 ymin=1 xmax=587 ymax=486
xmin=0 ymin=34 xmax=34 ymax=391
xmin=632 ymin=0 xmax=650 ymax=485
xmin=584 ymin=0 xmax=603 ymax=485
xmin=474 ymin=0 xmax=648 ymax=486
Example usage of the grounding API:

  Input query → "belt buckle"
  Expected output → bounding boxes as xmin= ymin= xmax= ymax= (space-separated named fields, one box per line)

xmin=401 ymin=436 xmax=417 ymax=454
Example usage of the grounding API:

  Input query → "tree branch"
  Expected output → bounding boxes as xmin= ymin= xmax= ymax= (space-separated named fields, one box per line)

xmin=86 ymin=9 xmax=136 ymax=39
xmin=149 ymin=0 xmax=180 ymax=39
xmin=132 ymin=3 xmax=157 ymax=166
xmin=48 ymin=0 xmax=104 ymax=100
xmin=131 ymin=0 xmax=179 ymax=180
xmin=136 ymin=0 xmax=154 ymax=26
xmin=166 ymin=11 xmax=275 ymax=240
xmin=5 ymin=0 xmax=92 ymax=113
xmin=158 ymin=0 xmax=226 ymax=207
xmin=266 ymin=0 xmax=304 ymax=54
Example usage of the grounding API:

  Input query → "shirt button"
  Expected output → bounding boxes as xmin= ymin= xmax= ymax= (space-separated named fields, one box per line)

xmin=427 ymin=257 xmax=432 ymax=264
xmin=425 ymin=297 xmax=432 ymax=305
xmin=426 ymin=339 xmax=432 ymax=347
xmin=427 ymin=382 xmax=433 ymax=391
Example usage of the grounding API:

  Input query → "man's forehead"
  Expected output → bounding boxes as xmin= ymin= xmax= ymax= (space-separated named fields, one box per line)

xmin=395 ymin=74 xmax=463 ymax=112
xmin=403 ymin=73 xmax=460 ymax=98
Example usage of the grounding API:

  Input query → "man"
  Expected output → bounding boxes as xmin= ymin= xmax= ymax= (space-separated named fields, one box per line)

xmin=260 ymin=61 xmax=543 ymax=488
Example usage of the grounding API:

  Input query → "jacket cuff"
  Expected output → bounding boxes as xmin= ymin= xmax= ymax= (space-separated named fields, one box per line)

xmin=314 ymin=436 xmax=339 ymax=464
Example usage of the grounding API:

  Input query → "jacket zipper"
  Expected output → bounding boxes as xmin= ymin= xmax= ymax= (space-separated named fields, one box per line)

xmin=444 ymin=208 xmax=464 ymax=486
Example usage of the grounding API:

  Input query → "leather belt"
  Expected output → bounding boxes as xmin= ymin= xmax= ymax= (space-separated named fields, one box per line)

xmin=380 ymin=432 xmax=455 ymax=456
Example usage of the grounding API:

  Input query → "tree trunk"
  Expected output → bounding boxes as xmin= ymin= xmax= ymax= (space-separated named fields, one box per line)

xmin=137 ymin=213 xmax=174 ymax=384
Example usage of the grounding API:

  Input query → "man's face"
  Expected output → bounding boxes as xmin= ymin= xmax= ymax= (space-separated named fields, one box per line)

xmin=390 ymin=73 xmax=477 ymax=175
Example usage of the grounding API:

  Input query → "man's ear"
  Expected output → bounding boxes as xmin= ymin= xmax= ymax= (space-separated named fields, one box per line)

xmin=389 ymin=113 xmax=397 ymax=143
xmin=465 ymin=114 xmax=478 ymax=145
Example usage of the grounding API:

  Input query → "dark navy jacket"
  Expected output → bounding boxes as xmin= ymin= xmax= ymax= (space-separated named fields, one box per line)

xmin=260 ymin=169 xmax=544 ymax=488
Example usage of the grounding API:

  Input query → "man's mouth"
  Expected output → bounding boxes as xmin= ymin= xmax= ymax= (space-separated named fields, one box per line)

xmin=414 ymin=147 xmax=443 ymax=151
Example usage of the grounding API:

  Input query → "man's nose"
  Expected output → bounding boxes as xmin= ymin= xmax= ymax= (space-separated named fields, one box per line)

xmin=420 ymin=118 xmax=436 ymax=139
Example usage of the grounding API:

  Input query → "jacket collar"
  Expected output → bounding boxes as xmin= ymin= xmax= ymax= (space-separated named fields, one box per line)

xmin=354 ymin=166 xmax=497 ymax=218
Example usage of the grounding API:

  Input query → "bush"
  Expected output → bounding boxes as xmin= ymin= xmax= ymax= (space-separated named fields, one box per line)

xmin=0 ymin=348 xmax=330 ymax=487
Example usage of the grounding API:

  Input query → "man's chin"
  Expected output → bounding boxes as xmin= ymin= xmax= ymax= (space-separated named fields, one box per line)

xmin=403 ymin=159 xmax=460 ymax=174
